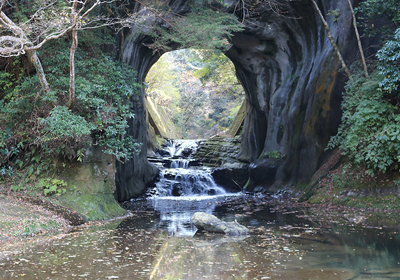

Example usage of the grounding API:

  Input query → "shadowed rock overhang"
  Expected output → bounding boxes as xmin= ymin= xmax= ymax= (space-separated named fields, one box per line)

xmin=114 ymin=0 xmax=359 ymax=201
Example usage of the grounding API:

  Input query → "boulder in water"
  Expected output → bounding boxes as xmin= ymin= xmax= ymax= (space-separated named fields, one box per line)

xmin=191 ymin=212 xmax=249 ymax=235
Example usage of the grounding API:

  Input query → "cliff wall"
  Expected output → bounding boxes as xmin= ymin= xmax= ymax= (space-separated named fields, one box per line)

xmin=115 ymin=0 xmax=359 ymax=200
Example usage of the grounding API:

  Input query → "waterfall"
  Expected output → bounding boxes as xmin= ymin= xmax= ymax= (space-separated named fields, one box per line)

xmin=154 ymin=140 xmax=227 ymax=197
xmin=170 ymin=159 xmax=189 ymax=169
xmin=166 ymin=139 xmax=199 ymax=157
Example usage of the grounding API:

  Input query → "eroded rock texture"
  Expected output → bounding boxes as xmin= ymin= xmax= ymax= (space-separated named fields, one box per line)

xmin=116 ymin=0 xmax=358 ymax=200
xmin=229 ymin=0 xmax=355 ymax=187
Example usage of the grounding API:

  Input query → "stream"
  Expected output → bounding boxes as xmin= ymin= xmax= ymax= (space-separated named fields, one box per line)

xmin=1 ymin=140 xmax=400 ymax=279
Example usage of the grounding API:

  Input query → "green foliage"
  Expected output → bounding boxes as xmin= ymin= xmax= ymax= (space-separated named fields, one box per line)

xmin=77 ymin=148 xmax=85 ymax=162
xmin=327 ymin=70 xmax=400 ymax=175
xmin=0 ymin=166 xmax=13 ymax=177
xmin=355 ymin=0 xmax=400 ymax=38
xmin=146 ymin=49 xmax=244 ymax=138
xmin=328 ymin=0 xmax=400 ymax=175
xmin=376 ymin=28 xmax=400 ymax=95
xmin=263 ymin=151 xmax=285 ymax=160
xmin=147 ymin=6 xmax=243 ymax=52
xmin=36 ymin=178 xmax=67 ymax=196
xmin=101 ymin=135 xmax=142 ymax=164
xmin=41 ymin=106 xmax=96 ymax=139
xmin=327 ymin=9 xmax=340 ymax=23
xmin=0 ymin=35 xmax=141 ymax=176
xmin=11 ymin=184 xmax=25 ymax=192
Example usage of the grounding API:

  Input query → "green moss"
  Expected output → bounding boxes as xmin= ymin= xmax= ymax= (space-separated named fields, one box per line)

xmin=366 ymin=212 xmax=400 ymax=225
xmin=157 ymin=136 xmax=167 ymax=148
xmin=340 ymin=195 xmax=400 ymax=211
xmin=294 ymin=183 xmax=309 ymax=191
xmin=308 ymin=194 xmax=325 ymax=204
xmin=58 ymin=192 xmax=126 ymax=221
xmin=45 ymin=150 xmax=128 ymax=221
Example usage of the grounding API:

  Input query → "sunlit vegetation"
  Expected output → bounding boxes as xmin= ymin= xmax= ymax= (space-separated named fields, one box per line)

xmin=146 ymin=49 xmax=244 ymax=139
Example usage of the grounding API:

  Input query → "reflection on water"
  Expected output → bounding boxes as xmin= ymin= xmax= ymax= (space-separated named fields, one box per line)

xmin=1 ymin=196 xmax=400 ymax=279
xmin=148 ymin=195 xmax=242 ymax=236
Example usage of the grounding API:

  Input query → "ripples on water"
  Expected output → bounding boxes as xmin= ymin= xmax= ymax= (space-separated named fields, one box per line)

xmin=1 ymin=194 xmax=400 ymax=279
xmin=2 ymin=140 xmax=400 ymax=279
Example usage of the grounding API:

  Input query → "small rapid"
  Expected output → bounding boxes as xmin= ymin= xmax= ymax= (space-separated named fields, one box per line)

xmin=151 ymin=139 xmax=227 ymax=197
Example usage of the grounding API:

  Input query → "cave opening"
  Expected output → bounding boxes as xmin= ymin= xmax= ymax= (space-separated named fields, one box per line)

xmin=144 ymin=48 xmax=245 ymax=140
xmin=115 ymin=0 xmax=353 ymax=201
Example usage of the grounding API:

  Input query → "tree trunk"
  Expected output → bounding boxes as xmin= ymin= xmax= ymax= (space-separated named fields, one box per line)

xmin=347 ymin=0 xmax=368 ymax=78
xmin=26 ymin=49 xmax=51 ymax=95
xmin=311 ymin=0 xmax=353 ymax=81
xmin=69 ymin=1 xmax=78 ymax=109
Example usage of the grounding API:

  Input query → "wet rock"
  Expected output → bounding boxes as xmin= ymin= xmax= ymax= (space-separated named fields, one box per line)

xmin=194 ymin=136 xmax=246 ymax=168
xmin=171 ymin=185 xmax=182 ymax=196
xmin=191 ymin=212 xmax=249 ymax=235
xmin=212 ymin=168 xmax=248 ymax=192
xmin=194 ymin=136 xmax=249 ymax=192
xmin=245 ymin=157 xmax=285 ymax=192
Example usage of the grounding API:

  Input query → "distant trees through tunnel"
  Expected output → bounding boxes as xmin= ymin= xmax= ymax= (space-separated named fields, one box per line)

xmin=145 ymin=49 xmax=245 ymax=139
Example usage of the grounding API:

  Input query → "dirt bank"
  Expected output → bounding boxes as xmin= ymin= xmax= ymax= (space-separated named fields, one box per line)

xmin=0 ymin=193 xmax=70 ymax=260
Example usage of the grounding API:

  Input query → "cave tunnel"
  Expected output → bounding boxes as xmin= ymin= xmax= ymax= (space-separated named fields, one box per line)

xmin=114 ymin=0 xmax=357 ymax=202
xmin=144 ymin=48 xmax=246 ymax=141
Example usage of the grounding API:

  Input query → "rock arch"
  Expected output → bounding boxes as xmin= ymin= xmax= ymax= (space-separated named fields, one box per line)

xmin=114 ymin=0 xmax=357 ymax=201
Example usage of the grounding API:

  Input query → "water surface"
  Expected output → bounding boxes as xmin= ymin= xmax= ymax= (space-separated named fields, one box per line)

xmin=1 ymin=194 xmax=400 ymax=280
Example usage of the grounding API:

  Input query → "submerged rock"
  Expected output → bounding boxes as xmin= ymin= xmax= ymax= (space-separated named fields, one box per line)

xmin=191 ymin=212 xmax=249 ymax=235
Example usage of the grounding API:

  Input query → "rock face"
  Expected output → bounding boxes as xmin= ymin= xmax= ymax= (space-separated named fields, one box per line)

xmin=226 ymin=1 xmax=355 ymax=188
xmin=55 ymin=145 xmax=127 ymax=220
xmin=194 ymin=136 xmax=246 ymax=168
xmin=194 ymin=136 xmax=249 ymax=191
xmin=246 ymin=157 xmax=286 ymax=192
xmin=191 ymin=212 xmax=249 ymax=235
xmin=116 ymin=0 xmax=361 ymax=199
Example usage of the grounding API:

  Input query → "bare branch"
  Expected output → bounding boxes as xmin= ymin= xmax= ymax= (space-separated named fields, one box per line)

xmin=20 ymin=1 xmax=57 ymax=27
xmin=0 ymin=36 xmax=25 ymax=57
xmin=311 ymin=0 xmax=353 ymax=81
xmin=347 ymin=0 xmax=368 ymax=78
xmin=79 ymin=0 xmax=100 ymax=19
xmin=25 ymin=25 xmax=76 ymax=50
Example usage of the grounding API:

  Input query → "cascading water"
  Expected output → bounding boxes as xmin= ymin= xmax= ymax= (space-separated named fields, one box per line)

xmin=146 ymin=139 xmax=238 ymax=236
xmin=165 ymin=139 xmax=199 ymax=157
xmin=153 ymin=140 xmax=227 ymax=197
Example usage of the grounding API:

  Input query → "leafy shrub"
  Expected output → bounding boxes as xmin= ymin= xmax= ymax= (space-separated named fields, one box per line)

xmin=377 ymin=28 xmax=400 ymax=95
xmin=36 ymin=178 xmax=67 ymax=196
xmin=0 ymin=37 xmax=141 ymax=179
xmin=41 ymin=106 xmax=95 ymax=139
xmin=327 ymin=70 xmax=400 ymax=175
xmin=355 ymin=0 xmax=400 ymax=39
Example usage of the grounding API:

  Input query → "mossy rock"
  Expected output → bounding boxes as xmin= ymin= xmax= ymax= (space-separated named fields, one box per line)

xmin=51 ymin=145 xmax=127 ymax=222
xmin=57 ymin=193 xmax=126 ymax=221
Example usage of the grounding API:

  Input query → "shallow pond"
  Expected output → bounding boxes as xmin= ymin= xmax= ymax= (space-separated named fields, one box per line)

xmin=1 ymin=194 xmax=400 ymax=280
